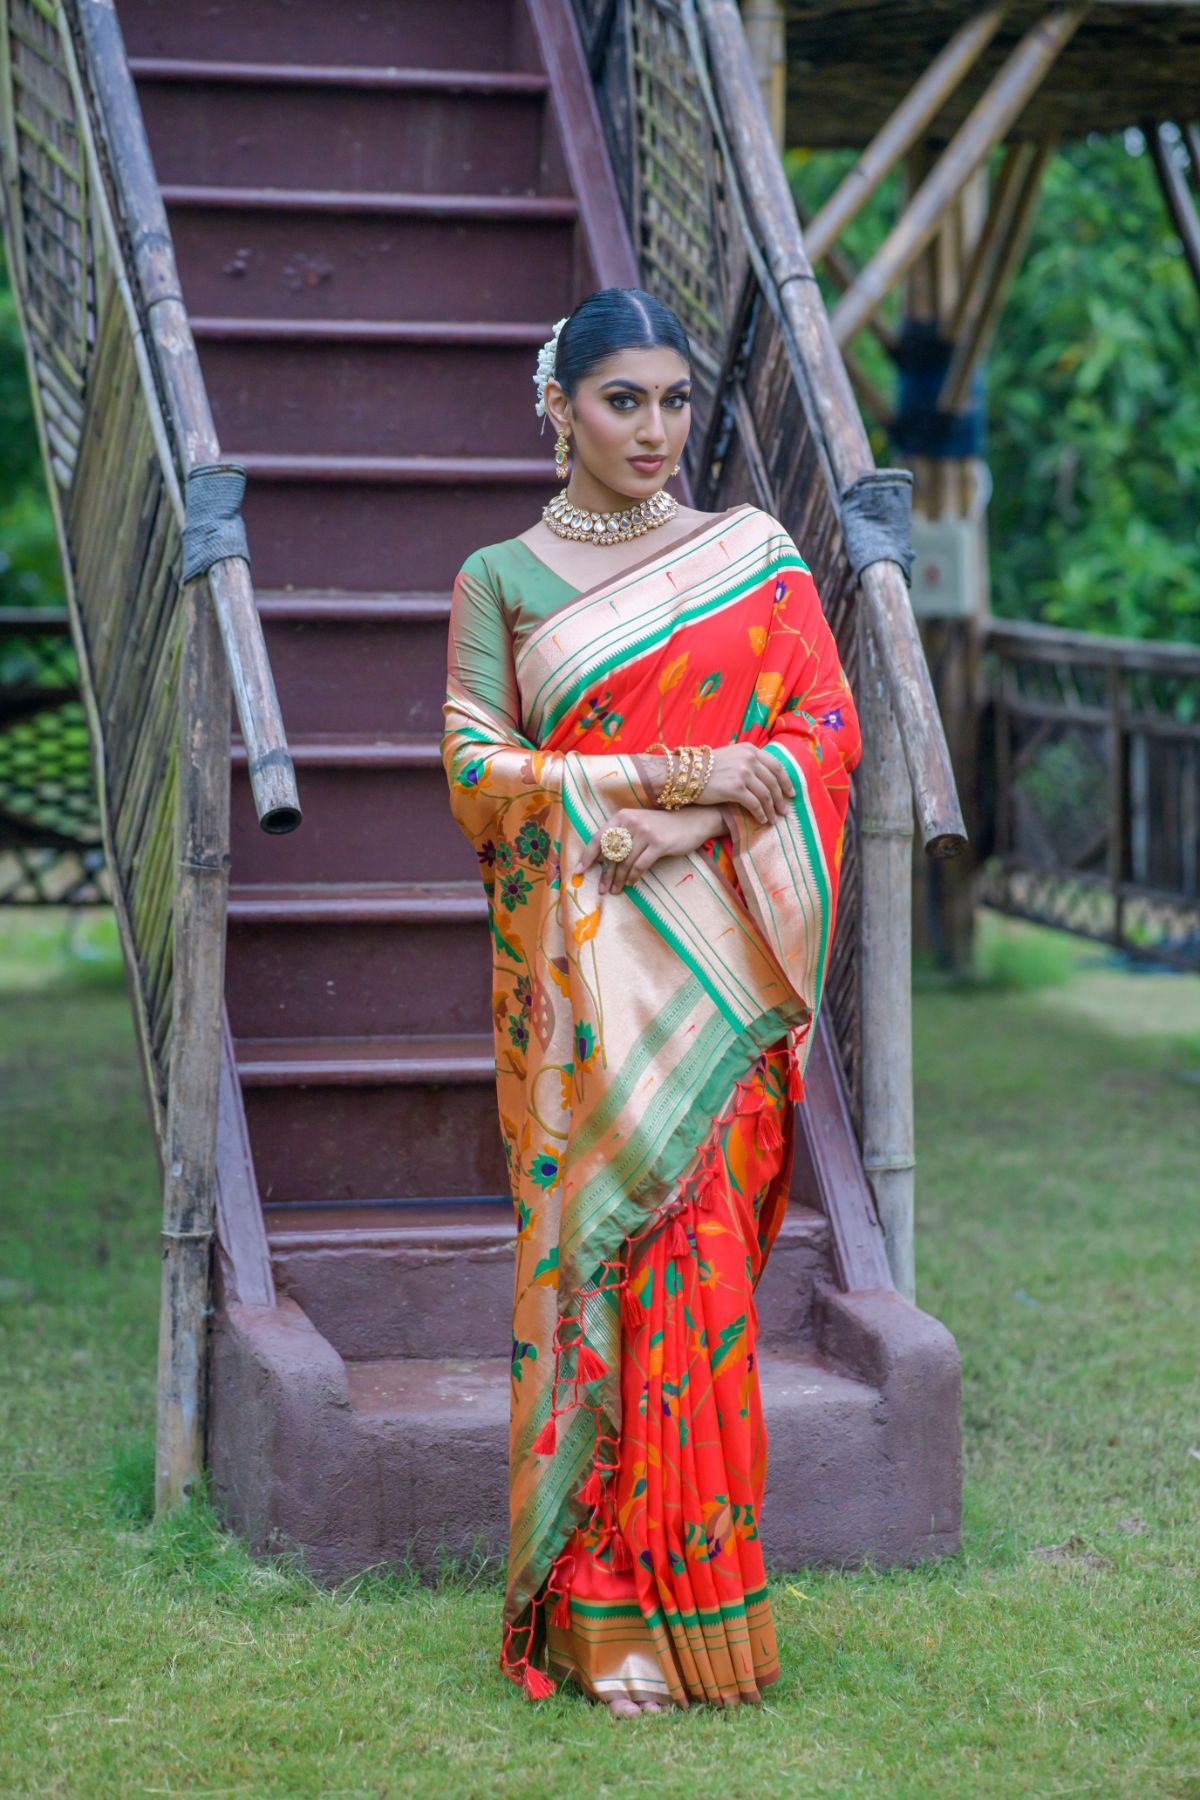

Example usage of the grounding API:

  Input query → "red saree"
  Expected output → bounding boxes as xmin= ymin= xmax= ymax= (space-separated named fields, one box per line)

xmin=441 ymin=501 xmax=861 ymax=1708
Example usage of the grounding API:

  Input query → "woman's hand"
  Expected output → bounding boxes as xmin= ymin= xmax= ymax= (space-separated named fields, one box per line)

xmin=572 ymin=804 xmax=725 ymax=895
xmin=697 ymin=743 xmax=795 ymax=825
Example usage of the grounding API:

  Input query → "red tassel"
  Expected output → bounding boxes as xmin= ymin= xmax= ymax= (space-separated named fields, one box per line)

xmin=608 ymin=1526 xmax=633 ymax=1571
xmin=668 ymin=1213 xmax=690 ymax=1258
xmin=756 ymin=1107 xmax=783 ymax=1154
xmin=574 ymin=1341 xmax=609 ymax=1386
xmin=697 ymin=1162 xmax=725 ymax=1212
xmin=532 ymin=1415 xmax=557 ymax=1456
xmin=523 ymin=1665 xmax=558 ymax=1699
xmin=787 ymin=1054 xmax=805 ymax=1102
xmin=553 ymin=1585 xmax=572 ymax=1627
xmin=578 ymin=1467 xmax=603 ymax=1509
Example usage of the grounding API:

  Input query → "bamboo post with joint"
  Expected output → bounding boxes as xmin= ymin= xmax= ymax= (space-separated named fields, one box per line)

xmin=156 ymin=572 xmax=231 ymax=1510
xmin=857 ymin=612 xmax=916 ymax=1300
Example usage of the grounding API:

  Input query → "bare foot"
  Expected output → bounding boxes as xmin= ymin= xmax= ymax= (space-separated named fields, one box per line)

xmin=606 ymin=1695 xmax=667 ymax=1717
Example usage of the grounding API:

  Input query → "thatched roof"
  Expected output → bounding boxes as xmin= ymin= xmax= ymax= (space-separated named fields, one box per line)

xmin=784 ymin=2 xmax=1200 ymax=148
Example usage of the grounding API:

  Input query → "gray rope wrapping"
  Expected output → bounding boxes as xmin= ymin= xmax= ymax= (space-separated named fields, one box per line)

xmin=838 ymin=468 xmax=914 ymax=589
xmin=181 ymin=462 xmax=250 ymax=582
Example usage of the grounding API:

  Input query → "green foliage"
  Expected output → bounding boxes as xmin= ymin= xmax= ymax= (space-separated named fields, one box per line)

xmin=987 ymin=132 xmax=1200 ymax=643
xmin=786 ymin=132 xmax=1200 ymax=643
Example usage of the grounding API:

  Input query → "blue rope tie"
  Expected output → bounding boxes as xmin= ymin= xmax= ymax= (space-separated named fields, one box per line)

xmin=181 ymin=462 xmax=250 ymax=582
xmin=838 ymin=468 xmax=914 ymax=589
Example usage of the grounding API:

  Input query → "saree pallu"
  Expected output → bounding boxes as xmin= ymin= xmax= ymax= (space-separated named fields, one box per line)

xmin=440 ymin=501 xmax=861 ymax=1707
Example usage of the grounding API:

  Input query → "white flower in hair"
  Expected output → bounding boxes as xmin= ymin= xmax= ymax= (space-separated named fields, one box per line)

xmin=533 ymin=315 xmax=570 ymax=417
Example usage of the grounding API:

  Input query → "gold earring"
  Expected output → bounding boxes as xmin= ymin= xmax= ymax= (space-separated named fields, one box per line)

xmin=555 ymin=430 xmax=570 ymax=481
xmin=671 ymin=462 xmax=680 ymax=476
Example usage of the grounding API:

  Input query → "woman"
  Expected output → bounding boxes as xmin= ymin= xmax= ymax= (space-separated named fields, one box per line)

xmin=441 ymin=287 xmax=861 ymax=1716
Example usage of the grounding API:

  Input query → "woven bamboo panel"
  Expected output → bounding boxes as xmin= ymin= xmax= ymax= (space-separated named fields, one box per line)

xmin=573 ymin=0 xmax=865 ymax=1126
xmin=6 ymin=0 xmax=91 ymax=487
xmin=0 ymin=0 xmax=186 ymax=1120
xmin=64 ymin=274 xmax=182 ymax=1108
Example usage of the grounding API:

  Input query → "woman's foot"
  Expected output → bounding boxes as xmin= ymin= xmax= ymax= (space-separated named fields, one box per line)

xmin=606 ymin=1694 xmax=667 ymax=1717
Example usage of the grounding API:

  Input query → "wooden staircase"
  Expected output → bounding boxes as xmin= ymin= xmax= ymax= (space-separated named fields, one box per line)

xmin=1 ymin=0 xmax=962 ymax=1579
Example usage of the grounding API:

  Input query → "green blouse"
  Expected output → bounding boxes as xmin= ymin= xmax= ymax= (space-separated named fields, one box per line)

xmin=448 ymin=537 xmax=582 ymax=734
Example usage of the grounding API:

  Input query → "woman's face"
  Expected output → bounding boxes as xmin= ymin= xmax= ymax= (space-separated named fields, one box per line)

xmin=545 ymin=345 xmax=692 ymax=501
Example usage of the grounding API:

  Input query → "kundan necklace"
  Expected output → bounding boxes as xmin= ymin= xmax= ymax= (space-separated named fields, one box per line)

xmin=541 ymin=486 xmax=679 ymax=544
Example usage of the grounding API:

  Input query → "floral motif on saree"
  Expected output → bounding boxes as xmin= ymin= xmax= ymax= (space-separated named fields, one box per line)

xmin=440 ymin=501 xmax=862 ymax=1706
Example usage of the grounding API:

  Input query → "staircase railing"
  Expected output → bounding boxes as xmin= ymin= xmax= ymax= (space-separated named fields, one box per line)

xmin=570 ymin=0 xmax=968 ymax=1294
xmin=0 ymin=0 xmax=300 ymax=1505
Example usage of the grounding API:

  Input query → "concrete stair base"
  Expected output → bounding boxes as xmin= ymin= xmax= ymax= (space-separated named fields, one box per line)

xmin=210 ymin=1279 xmax=961 ymax=1587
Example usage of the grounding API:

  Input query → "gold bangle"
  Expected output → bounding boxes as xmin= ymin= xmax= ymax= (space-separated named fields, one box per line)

xmin=680 ymin=745 xmax=702 ymax=806
xmin=668 ymin=745 xmax=695 ymax=809
xmin=649 ymin=740 xmax=677 ymax=809
xmin=690 ymin=743 xmax=714 ymax=803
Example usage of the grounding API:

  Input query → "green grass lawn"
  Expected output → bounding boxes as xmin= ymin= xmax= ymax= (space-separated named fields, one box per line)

xmin=1 ymin=906 xmax=1197 ymax=1798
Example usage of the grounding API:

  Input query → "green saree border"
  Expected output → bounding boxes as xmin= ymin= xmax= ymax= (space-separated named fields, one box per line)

xmin=504 ymin=1001 xmax=798 ymax=1618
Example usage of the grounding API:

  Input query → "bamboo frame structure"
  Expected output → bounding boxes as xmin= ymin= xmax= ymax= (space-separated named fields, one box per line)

xmin=804 ymin=3 xmax=1012 ymax=267
xmin=0 ymin=0 xmax=300 ymax=1511
xmin=830 ymin=6 xmax=1089 ymax=349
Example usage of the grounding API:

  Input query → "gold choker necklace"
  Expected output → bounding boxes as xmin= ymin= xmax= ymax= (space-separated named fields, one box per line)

xmin=542 ymin=487 xmax=679 ymax=544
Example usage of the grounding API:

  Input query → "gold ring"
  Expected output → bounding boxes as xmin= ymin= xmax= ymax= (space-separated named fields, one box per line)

xmin=600 ymin=825 xmax=633 ymax=863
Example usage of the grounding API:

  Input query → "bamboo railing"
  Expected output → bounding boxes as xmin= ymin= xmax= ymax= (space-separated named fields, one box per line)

xmin=572 ymin=0 xmax=967 ymax=1293
xmin=0 ymin=0 xmax=300 ymax=1507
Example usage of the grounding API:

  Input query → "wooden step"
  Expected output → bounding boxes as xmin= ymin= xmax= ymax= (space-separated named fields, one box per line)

xmin=235 ymin=456 xmax=547 ymax=590
xmin=133 ymin=59 xmax=561 ymax=199
xmin=117 ymin=0 xmax=532 ymax=75
xmin=131 ymin=58 xmax=552 ymax=93
xmin=193 ymin=319 xmax=551 ymax=459
xmin=265 ymin=1199 xmax=835 ymax=1363
xmin=226 ymin=879 xmax=490 ymax=1038
xmin=334 ymin=1343 xmax=880 ymax=1573
xmin=164 ymin=188 xmax=580 ymax=327
xmin=249 ymin=591 xmax=452 ymax=737
xmin=161 ymin=184 xmax=578 ymax=220
xmin=236 ymin=1031 xmax=497 ymax=1086
xmin=234 ymin=1030 xmax=507 ymax=1205
xmin=230 ymin=732 xmax=473 ymax=885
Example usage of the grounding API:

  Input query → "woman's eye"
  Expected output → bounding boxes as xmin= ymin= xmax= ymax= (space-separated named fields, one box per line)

xmin=610 ymin=394 xmax=691 ymax=410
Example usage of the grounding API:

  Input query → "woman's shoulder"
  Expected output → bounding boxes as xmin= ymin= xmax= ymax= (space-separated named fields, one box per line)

xmin=457 ymin=533 xmax=530 ymax=586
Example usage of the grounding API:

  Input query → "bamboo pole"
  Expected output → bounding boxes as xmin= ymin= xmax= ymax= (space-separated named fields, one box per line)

xmin=694 ymin=0 xmax=966 ymax=858
xmin=856 ymin=612 xmax=915 ymax=1300
xmin=1148 ymin=120 xmax=1200 ymax=302
xmin=830 ymin=6 xmax=1090 ymax=349
xmin=805 ymin=3 xmax=1011 ymax=266
xmin=73 ymin=0 xmax=299 ymax=835
xmin=156 ymin=575 xmax=231 ymax=1511
xmin=941 ymin=137 xmax=1056 ymax=410
xmin=741 ymin=1 xmax=786 ymax=151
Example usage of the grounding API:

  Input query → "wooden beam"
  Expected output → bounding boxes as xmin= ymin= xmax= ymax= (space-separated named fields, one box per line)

xmin=805 ymin=3 xmax=1011 ymax=266
xmin=830 ymin=7 xmax=1089 ymax=349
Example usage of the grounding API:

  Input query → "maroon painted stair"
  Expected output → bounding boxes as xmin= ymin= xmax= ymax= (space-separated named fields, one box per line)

xmin=116 ymin=0 xmax=960 ymax=1581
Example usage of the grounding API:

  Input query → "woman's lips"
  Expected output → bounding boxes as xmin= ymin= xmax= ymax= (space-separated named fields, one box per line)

xmin=628 ymin=456 xmax=664 ymax=470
